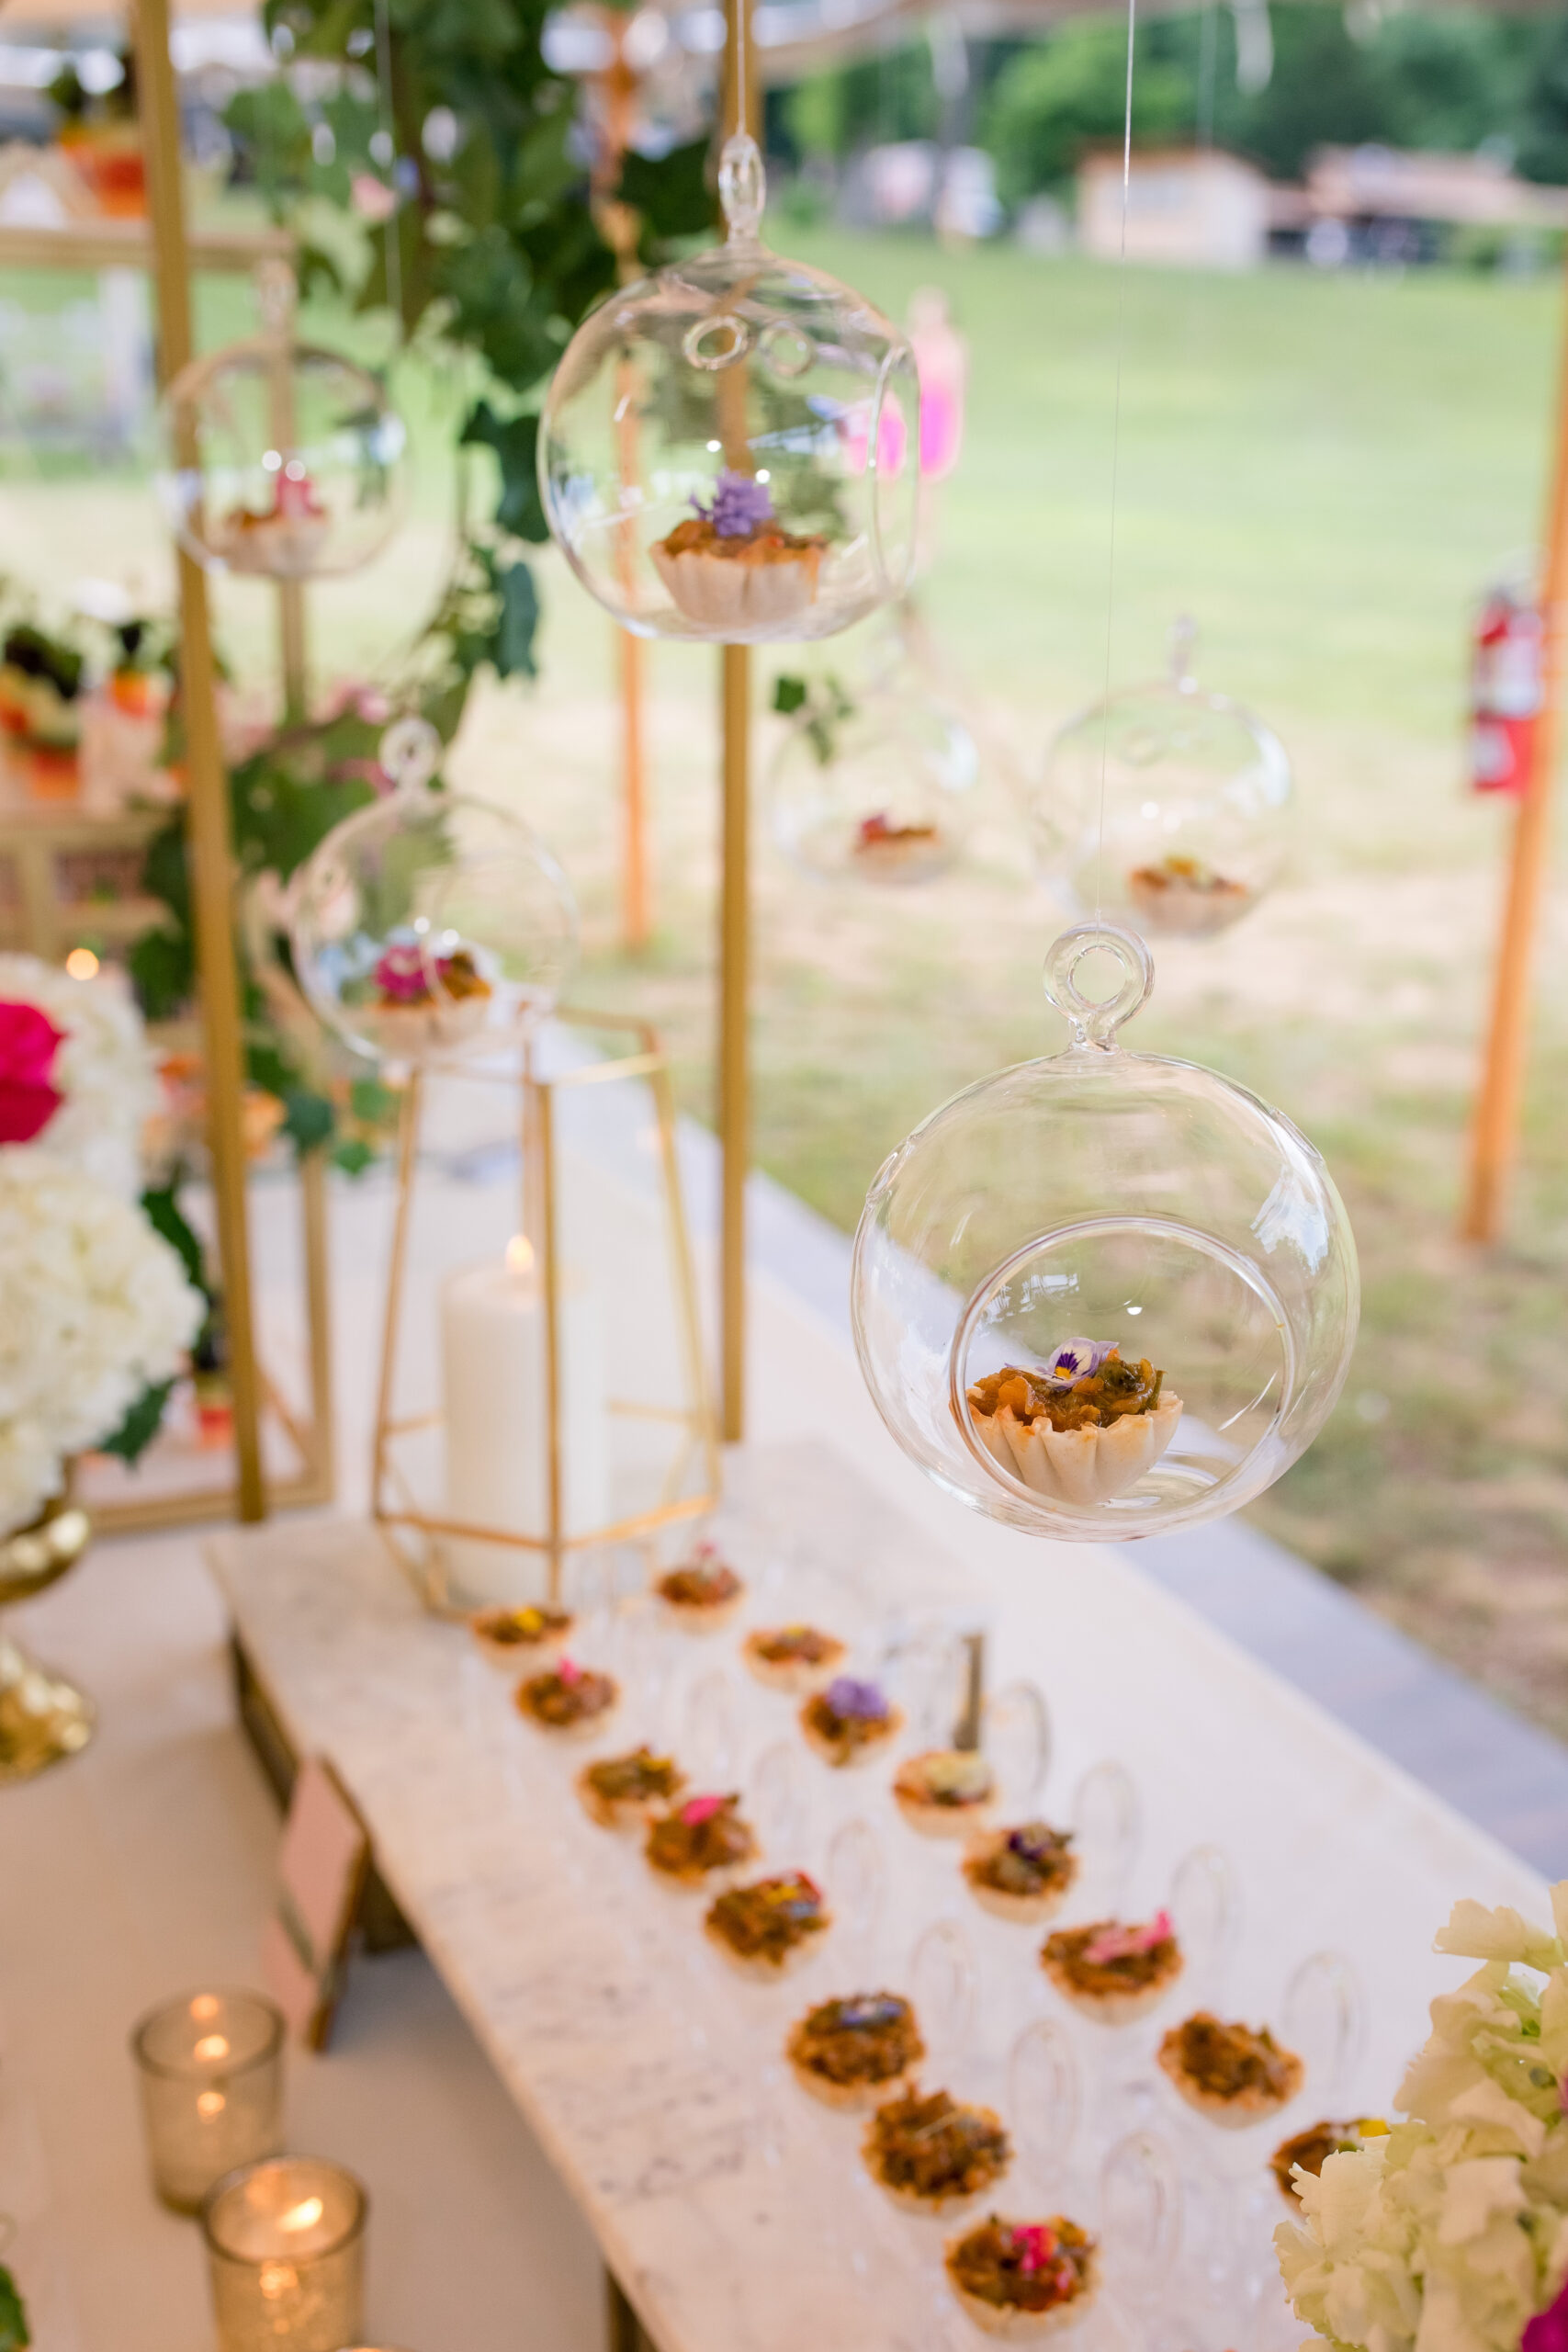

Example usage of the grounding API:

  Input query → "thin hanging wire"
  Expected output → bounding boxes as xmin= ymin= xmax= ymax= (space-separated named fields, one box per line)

xmin=1197 ymin=0 xmax=1218 ymax=151
xmin=373 ymin=0 xmax=404 ymax=334
xmin=1092 ymin=0 xmax=1138 ymax=919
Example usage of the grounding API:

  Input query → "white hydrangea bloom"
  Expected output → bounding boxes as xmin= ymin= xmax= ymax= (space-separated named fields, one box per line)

xmin=1278 ymin=1889 xmax=1568 ymax=2352
xmin=0 ymin=950 xmax=158 ymax=1198
xmin=0 ymin=1147 xmax=203 ymax=1532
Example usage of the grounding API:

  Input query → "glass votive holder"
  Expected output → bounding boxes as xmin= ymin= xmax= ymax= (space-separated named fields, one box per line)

xmin=202 ymin=2156 xmax=368 ymax=2352
xmin=130 ymin=1989 xmax=285 ymax=2214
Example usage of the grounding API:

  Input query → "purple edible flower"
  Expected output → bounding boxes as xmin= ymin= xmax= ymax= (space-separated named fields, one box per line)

xmin=1007 ymin=1825 xmax=1062 ymax=1864
xmin=839 ymin=1995 xmax=903 ymax=2029
xmin=1041 ymin=1337 xmax=1113 ymax=1387
xmin=825 ymin=1676 xmax=888 ymax=1723
xmin=694 ymin=468 xmax=775 ymax=539
xmin=1524 ymin=2278 xmax=1568 ymax=2352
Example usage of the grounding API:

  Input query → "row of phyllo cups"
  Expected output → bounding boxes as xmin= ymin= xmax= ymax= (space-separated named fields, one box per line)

xmin=471 ymin=1555 xmax=1374 ymax=2329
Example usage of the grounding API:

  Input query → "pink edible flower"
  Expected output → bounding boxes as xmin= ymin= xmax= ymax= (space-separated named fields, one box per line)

xmin=1012 ymin=2224 xmax=1056 ymax=2275
xmin=1083 ymin=1910 xmax=1173 ymax=1966
xmin=681 ymin=1794 xmax=724 ymax=1826
xmin=557 ymin=1657 xmax=581 ymax=1686
xmin=0 ymin=1000 xmax=65 ymax=1144
xmin=1524 ymin=2277 xmax=1568 ymax=2352
xmin=374 ymin=944 xmax=429 ymax=1004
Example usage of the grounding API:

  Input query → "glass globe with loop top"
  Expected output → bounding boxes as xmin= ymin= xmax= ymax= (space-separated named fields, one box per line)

xmin=289 ymin=718 xmax=579 ymax=1071
xmin=158 ymin=262 xmax=407 ymax=581
xmin=769 ymin=616 xmax=980 ymax=884
xmin=851 ymin=922 xmax=1358 ymax=1542
xmin=1029 ymin=622 xmax=1292 ymax=938
xmin=538 ymin=132 xmax=919 ymax=643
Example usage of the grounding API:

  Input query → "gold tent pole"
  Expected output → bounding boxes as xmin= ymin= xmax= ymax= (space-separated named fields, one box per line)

xmin=1461 ymin=248 xmax=1568 ymax=1243
xmin=716 ymin=0 xmax=757 ymax=1444
xmin=132 ymin=0 xmax=266 ymax=1519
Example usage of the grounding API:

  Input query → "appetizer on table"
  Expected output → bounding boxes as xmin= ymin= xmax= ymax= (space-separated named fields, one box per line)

xmin=894 ymin=1749 xmax=997 ymax=1838
xmin=1039 ymin=1913 xmax=1183 ymax=2024
xmin=801 ymin=1676 xmax=902 ymax=1769
xmin=963 ymin=1824 xmax=1078 ymax=1925
xmin=576 ymin=1746 xmax=687 ymax=1831
xmin=705 ymin=1871 xmax=830 ymax=1978
xmin=863 ymin=2086 xmax=1011 ymax=2218
xmin=655 ymin=1544 xmax=745 ymax=1633
xmin=470 ymin=1602 xmax=572 ymax=1670
xmin=514 ymin=1657 xmax=618 ymax=1737
xmin=1127 ymin=852 xmax=1251 ymax=938
xmin=1157 ymin=2011 xmax=1304 ymax=2128
xmin=645 ymin=1793 xmax=759 ymax=1891
xmin=743 ymin=1623 xmax=847 ymax=1695
xmin=965 ymin=1340 xmax=1182 ymax=1508
xmin=944 ymin=2216 xmax=1100 ymax=2340
xmin=785 ymin=1992 xmax=925 ymax=2111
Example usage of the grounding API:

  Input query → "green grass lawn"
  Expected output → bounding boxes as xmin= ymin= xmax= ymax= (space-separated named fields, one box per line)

xmin=6 ymin=232 xmax=1567 ymax=1730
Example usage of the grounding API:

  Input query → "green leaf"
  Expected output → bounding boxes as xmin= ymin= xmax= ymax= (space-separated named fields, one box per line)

xmin=281 ymin=1088 xmax=336 ymax=1154
xmin=141 ymin=1181 xmax=209 ymax=1297
xmin=460 ymin=401 xmax=547 ymax=542
xmin=96 ymin=1377 xmax=177 ymax=1465
xmin=618 ymin=136 xmax=713 ymax=241
xmin=773 ymin=676 xmax=808 ymax=717
xmin=349 ymin=1076 xmax=398 ymax=1125
xmin=491 ymin=557 xmax=539 ymax=679
xmin=0 ymin=2264 xmax=30 ymax=2351
xmin=332 ymin=1137 xmax=375 ymax=1176
xmin=127 ymin=928 xmax=192 ymax=1023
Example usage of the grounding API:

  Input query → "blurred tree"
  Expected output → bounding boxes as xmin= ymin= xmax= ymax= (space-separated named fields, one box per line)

xmin=981 ymin=17 xmax=1190 ymax=206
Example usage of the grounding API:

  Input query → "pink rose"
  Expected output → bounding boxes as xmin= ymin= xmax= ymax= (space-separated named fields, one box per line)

xmin=0 ymin=1000 xmax=65 ymax=1144
xmin=1524 ymin=2278 xmax=1568 ymax=2352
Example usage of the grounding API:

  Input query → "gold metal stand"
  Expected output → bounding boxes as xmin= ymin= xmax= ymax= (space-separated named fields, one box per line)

xmin=132 ymin=0 xmax=265 ymax=1519
xmin=0 ymin=1487 xmax=94 ymax=1782
xmin=373 ymin=1012 xmax=718 ymax=1612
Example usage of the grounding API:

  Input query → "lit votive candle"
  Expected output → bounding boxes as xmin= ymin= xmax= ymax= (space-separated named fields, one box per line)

xmin=202 ymin=2156 xmax=367 ymax=2352
xmin=130 ymin=1990 xmax=285 ymax=2214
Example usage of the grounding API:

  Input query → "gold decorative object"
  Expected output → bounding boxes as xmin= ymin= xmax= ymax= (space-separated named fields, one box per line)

xmin=0 ymin=1482 xmax=94 ymax=1781
xmin=373 ymin=1010 xmax=718 ymax=1613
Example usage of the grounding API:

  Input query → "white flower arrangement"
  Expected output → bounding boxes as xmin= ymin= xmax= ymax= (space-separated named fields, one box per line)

xmin=0 ymin=951 xmax=157 ymax=1198
xmin=1277 ymin=1882 xmax=1568 ymax=2352
xmin=0 ymin=1146 xmax=203 ymax=1535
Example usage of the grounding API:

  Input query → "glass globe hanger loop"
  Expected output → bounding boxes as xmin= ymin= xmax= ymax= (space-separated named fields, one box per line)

xmin=289 ymin=719 xmax=580 ymax=1072
xmin=537 ymin=118 xmax=920 ymax=645
xmin=157 ymin=260 xmax=407 ymax=583
xmin=851 ymin=922 xmax=1359 ymax=1544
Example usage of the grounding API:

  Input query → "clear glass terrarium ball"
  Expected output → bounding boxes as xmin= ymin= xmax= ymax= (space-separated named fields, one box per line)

xmin=851 ymin=922 xmax=1358 ymax=1542
xmin=290 ymin=720 xmax=578 ymax=1070
xmin=1030 ymin=628 xmax=1291 ymax=939
xmin=158 ymin=337 xmax=407 ymax=582
xmin=770 ymin=650 xmax=979 ymax=885
xmin=539 ymin=136 xmax=919 ymax=645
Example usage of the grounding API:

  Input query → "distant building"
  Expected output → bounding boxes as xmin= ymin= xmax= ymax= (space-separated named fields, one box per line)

xmin=1305 ymin=144 xmax=1568 ymax=233
xmin=1077 ymin=147 xmax=1271 ymax=270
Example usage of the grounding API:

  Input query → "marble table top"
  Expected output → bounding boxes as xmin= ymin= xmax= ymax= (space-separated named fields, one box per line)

xmin=208 ymin=1438 xmax=1547 ymax=2352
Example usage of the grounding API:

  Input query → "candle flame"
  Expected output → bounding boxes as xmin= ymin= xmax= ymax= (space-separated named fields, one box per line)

xmin=189 ymin=1995 xmax=220 ymax=2020
xmin=505 ymin=1235 xmax=535 ymax=1276
xmin=197 ymin=2090 xmax=226 ymax=2119
xmin=65 ymin=947 xmax=99 ymax=979
xmin=258 ymin=2264 xmax=297 ymax=2301
xmin=193 ymin=2033 xmax=231 ymax=2062
xmin=280 ymin=2196 xmax=324 ymax=2233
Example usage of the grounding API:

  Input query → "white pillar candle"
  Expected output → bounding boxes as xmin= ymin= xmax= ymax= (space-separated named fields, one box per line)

xmin=440 ymin=1237 xmax=609 ymax=1604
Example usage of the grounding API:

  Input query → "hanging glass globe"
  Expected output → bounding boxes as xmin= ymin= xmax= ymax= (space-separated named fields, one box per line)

xmin=769 ymin=616 xmax=980 ymax=884
xmin=851 ymin=922 xmax=1358 ymax=1543
xmin=290 ymin=719 xmax=579 ymax=1070
xmin=539 ymin=134 xmax=919 ymax=644
xmin=1030 ymin=623 xmax=1291 ymax=938
xmin=158 ymin=268 xmax=406 ymax=582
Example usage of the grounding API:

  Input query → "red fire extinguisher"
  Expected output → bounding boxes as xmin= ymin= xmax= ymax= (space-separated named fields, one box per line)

xmin=1469 ymin=583 xmax=1542 ymax=797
